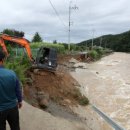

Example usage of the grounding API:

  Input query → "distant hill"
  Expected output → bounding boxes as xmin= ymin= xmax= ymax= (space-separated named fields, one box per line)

xmin=78 ymin=30 xmax=130 ymax=52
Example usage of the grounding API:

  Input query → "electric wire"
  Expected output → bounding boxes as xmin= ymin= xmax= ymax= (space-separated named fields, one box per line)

xmin=48 ymin=0 xmax=67 ymax=30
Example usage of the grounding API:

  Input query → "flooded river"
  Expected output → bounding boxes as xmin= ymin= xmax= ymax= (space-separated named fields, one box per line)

xmin=71 ymin=52 xmax=130 ymax=130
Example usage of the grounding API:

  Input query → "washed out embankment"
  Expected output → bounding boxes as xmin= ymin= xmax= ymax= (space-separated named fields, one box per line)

xmin=22 ymin=54 xmax=111 ymax=130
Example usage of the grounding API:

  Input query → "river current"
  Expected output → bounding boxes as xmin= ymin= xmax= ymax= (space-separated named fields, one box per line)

xmin=71 ymin=52 xmax=130 ymax=130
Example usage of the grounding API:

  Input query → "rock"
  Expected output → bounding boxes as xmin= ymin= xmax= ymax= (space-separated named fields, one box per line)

xmin=33 ymin=69 xmax=39 ymax=74
xmin=37 ymin=91 xmax=50 ymax=108
xmin=59 ymin=89 xmax=64 ymax=93
xmin=69 ymin=58 xmax=79 ymax=64
xmin=30 ymin=74 xmax=35 ymax=81
xmin=74 ymin=63 xmax=87 ymax=69
xmin=39 ymin=72 xmax=48 ymax=76
xmin=39 ymin=99 xmax=49 ymax=109
xmin=64 ymin=99 xmax=71 ymax=104
xmin=37 ymin=91 xmax=45 ymax=95
xmin=72 ymin=82 xmax=79 ymax=86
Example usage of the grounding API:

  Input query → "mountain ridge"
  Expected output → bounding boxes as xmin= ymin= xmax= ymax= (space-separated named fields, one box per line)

xmin=78 ymin=30 xmax=130 ymax=52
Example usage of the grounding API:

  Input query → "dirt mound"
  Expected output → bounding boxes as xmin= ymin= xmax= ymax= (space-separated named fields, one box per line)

xmin=24 ymin=68 xmax=88 ymax=109
xmin=57 ymin=53 xmax=92 ymax=63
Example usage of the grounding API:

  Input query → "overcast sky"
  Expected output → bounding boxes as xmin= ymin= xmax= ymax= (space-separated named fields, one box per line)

xmin=0 ymin=0 xmax=130 ymax=43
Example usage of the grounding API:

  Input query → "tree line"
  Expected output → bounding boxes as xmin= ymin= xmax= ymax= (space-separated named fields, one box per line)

xmin=1 ymin=29 xmax=43 ymax=42
xmin=78 ymin=30 xmax=130 ymax=52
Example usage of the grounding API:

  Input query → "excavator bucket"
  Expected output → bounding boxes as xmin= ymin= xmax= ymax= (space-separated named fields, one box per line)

xmin=34 ymin=47 xmax=57 ymax=71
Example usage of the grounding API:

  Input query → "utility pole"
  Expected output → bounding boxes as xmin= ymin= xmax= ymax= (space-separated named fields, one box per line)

xmin=91 ymin=29 xmax=95 ymax=49
xmin=105 ymin=42 xmax=106 ymax=48
xmin=100 ymin=37 xmax=102 ymax=47
xmin=68 ymin=1 xmax=78 ymax=51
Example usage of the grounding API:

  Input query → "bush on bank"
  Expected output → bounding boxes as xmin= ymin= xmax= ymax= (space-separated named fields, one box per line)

xmin=31 ymin=42 xmax=65 ymax=54
xmin=88 ymin=47 xmax=112 ymax=60
xmin=5 ymin=57 xmax=30 ymax=84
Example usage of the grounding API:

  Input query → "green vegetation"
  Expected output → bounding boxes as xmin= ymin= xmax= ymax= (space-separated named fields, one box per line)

xmin=53 ymin=40 xmax=57 ymax=44
xmin=31 ymin=42 xmax=65 ymax=53
xmin=89 ymin=50 xmax=99 ymax=60
xmin=78 ymin=30 xmax=130 ymax=52
xmin=32 ymin=32 xmax=43 ymax=42
xmin=86 ymin=47 xmax=112 ymax=61
xmin=78 ymin=96 xmax=89 ymax=106
xmin=5 ymin=57 xmax=30 ymax=84
xmin=72 ymin=88 xmax=89 ymax=106
xmin=1 ymin=29 xmax=25 ymax=46
xmin=2 ymin=29 xmax=24 ymax=37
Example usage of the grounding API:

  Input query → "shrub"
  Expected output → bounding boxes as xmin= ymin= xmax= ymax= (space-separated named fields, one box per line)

xmin=79 ymin=96 xmax=89 ymax=106
xmin=89 ymin=50 xmax=99 ymax=60
xmin=5 ymin=57 xmax=30 ymax=84
xmin=88 ymin=47 xmax=109 ymax=60
xmin=94 ymin=47 xmax=104 ymax=55
xmin=72 ymin=88 xmax=89 ymax=106
xmin=30 ymin=42 xmax=65 ymax=54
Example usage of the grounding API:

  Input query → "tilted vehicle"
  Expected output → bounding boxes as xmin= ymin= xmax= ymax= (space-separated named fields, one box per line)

xmin=0 ymin=33 xmax=57 ymax=70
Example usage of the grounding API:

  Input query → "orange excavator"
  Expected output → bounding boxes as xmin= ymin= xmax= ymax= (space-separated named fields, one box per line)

xmin=0 ymin=33 xmax=57 ymax=70
xmin=0 ymin=33 xmax=34 ymax=61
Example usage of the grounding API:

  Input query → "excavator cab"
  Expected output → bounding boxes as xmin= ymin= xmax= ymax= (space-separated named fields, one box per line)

xmin=35 ymin=47 xmax=57 ymax=70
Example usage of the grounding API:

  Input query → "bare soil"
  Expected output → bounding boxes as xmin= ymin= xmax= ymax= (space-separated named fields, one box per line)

xmin=24 ymin=70 xmax=81 ymax=106
xmin=23 ymin=54 xmax=89 ymax=120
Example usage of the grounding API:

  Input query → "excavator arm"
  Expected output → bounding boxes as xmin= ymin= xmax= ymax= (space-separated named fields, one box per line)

xmin=0 ymin=34 xmax=33 ymax=62
xmin=0 ymin=38 xmax=8 ymax=56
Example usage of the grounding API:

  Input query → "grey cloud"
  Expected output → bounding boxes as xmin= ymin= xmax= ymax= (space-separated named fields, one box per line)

xmin=0 ymin=0 xmax=130 ymax=43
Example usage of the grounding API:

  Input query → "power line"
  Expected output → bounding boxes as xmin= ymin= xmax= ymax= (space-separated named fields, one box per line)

xmin=48 ymin=0 xmax=67 ymax=29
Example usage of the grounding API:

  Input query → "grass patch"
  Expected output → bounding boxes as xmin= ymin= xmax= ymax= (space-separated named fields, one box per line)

xmin=72 ymin=88 xmax=89 ymax=106
xmin=78 ymin=96 xmax=89 ymax=106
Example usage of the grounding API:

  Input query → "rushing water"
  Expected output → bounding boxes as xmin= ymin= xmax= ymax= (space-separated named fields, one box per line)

xmin=71 ymin=52 xmax=130 ymax=130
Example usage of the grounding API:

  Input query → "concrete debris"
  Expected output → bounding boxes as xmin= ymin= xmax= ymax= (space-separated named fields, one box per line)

xmin=69 ymin=58 xmax=79 ymax=64
xmin=74 ymin=63 xmax=87 ymax=69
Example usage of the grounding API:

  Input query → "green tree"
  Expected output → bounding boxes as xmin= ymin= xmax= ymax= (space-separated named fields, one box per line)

xmin=53 ymin=40 xmax=57 ymax=44
xmin=32 ymin=32 xmax=43 ymax=42
xmin=3 ymin=29 xmax=24 ymax=37
xmin=3 ymin=29 xmax=13 ymax=35
xmin=1 ymin=29 xmax=24 ymax=47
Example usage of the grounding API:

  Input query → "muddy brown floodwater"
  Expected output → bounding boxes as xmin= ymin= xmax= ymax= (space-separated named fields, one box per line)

xmin=71 ymin=52 xmax=130 ymax=130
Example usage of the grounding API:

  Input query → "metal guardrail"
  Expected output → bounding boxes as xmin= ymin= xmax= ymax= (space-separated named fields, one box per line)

xmin=92 ymin=105 xmax=126 ymax=130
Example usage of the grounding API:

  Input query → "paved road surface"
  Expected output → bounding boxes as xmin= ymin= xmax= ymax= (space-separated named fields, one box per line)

xmin=7 ymin=101 xmax=91 ymax=130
